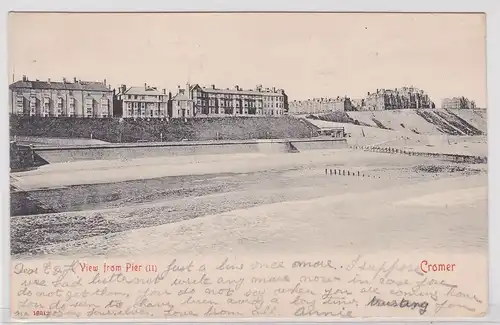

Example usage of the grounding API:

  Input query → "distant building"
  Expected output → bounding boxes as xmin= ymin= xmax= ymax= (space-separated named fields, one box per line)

xmin=362 ymin=87 xmax=434 ymax=111
xmin=287 ymin=96 xmax=353 ymax=114
xmin=332 ymin=97 xmax=353 ymax=112
xmin=350 ymin=98 xmax=364 ymax=111
xmin=188 ymin=84 xmax=287 ymax=116
xmin=115 ymin=83 xmax=168 ymax=118
xmin=441 ymin=97 xmax=476 ymax=109
xmin=169 ymin=84 xmax=195 ymax=118
xmin=9 ymin=75 xmax=113 ymax=118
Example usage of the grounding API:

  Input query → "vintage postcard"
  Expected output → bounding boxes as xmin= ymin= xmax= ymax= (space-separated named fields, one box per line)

xmin=8 ymin=12 xmax=488 ymax=320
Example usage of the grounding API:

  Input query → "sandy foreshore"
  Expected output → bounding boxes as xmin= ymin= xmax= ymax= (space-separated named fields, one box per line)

xmin=11 ymin=147 xmax=487 ymax=259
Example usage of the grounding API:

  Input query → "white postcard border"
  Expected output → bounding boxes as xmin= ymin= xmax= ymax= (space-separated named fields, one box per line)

xmin=1 ymin=0 xmax=499 ymax=324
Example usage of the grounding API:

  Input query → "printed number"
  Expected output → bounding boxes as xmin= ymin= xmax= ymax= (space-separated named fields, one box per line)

xmin=33 ymin=310 xmax=50 ymax=316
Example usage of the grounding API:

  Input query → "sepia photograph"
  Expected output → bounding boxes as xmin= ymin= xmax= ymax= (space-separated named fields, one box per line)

xmin=8 ymin=12 xmax=489 ymax=320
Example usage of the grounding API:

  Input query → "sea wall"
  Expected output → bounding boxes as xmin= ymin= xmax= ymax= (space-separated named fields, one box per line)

xmin=33 ymin=138 xmax=347 ymax=164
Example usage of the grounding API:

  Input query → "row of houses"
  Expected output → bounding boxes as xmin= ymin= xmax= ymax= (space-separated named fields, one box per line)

xmin=287 ymin=86 xmax=477 ymax=114
xmin=288 ymin=86 xmax=436 ymax=114
xmin=116 ymin=83 xmax=288 ymax=119
xmin=9 ymin=76 xmax=477 ymax=118
xmin=9 ymin=76 xmax=288 ymax=118
xmin=288 ymin=97 xmax=353 ymax=114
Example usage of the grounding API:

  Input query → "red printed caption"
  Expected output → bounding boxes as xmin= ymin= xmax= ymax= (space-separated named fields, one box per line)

xmin=80 ymin=262 xmax=157 ymax=273
xmin=420 ymin=260 xmax=456 ymax=273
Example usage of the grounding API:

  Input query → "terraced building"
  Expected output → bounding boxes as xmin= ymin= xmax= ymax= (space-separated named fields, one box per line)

xmin=9 ymin=76 xmax=114 ymax=118
xmin=362 ymin=86 xmax=435 ymax=111
xmin=189 ymin=84 xmax=288 ymax=116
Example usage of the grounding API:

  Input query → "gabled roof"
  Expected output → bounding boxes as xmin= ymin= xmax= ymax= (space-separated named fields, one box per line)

xmin=9 ymin=80 xmax=111 ymax=92
xmin=172 ymin=91 xmax=191 ymax=101
xmin=120 ymin=86 xmax=165 ymax=96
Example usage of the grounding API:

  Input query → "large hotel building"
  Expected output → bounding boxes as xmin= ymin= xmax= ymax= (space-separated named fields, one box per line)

xmin=362 ymin=87 xmax=434 ymax=110
xmin=189 ymin=84 xmax=288 ymax=116
xmin=9 ymin=76 xmax=113 ymax=118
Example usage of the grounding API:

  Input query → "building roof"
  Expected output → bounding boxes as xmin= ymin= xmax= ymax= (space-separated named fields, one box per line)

xmin=172 ymin=90 xmax=191 ymax=101
xmin=120 ymin=86 xmax=165 ymax=96
xmin=9 ymin=79 xmax=111 ymax=92
xmin=191 ymin=84 xmax=285 ymax=97
xmin=371 ymin=87 xmax=427 ymax=96
xmin=291 ymin=97 xmax=349 ymax=103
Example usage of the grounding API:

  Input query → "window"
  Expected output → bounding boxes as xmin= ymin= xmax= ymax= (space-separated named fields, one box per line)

xmin=100 ymin=98 xmax=109 ymax=117
xmin=15 ymin=94 xmax=24 ymax=113
xmin=29 ymin=97 xmax=36 ymax=114
xmin=43 ymin=97 xmax=50 ymax=112
xmin=69 ymin=97 xmax=75 ymax=112
xmin=85 ymin=98 xmax=93 ymax=116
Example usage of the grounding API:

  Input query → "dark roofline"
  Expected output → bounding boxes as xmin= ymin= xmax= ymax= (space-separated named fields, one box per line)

xmin=9 ymin=80 xmax=112 ymax=92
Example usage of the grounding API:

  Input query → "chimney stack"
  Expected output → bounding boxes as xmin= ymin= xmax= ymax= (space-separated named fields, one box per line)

xmin=22 ymin=75 xmax=27 ymax=82
xmin=234 ymin=85 xmax=239 ymax=91
xmin=47 ymin=78 xmax=51 ymax=83
xmin=63 ymin=77 xmax=67 ymax=83
xmin=74 ymin=77 xmax=77 ymax=83
xmin=162 ymin=88 xmax=166 ymax=94
xmin=121 ymin=84 xmax=126 ymax=93
xmin=211 ymin=84 xmax=215 ymax=89
xmin=104 ymin=79 xmax=107 ymax=85
xmin=144 ymin=83 xmax=147 ymax=90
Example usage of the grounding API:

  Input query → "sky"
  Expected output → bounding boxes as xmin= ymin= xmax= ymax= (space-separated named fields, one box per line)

xmin=8 ymin=12 xmax=487 ymax=107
